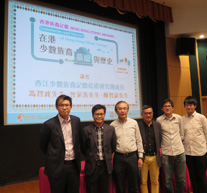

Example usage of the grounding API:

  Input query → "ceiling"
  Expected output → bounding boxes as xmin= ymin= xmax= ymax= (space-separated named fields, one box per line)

xmin=151 ymin=0 xmax=207 ymax=9
xmin=151 ymin=0 xmax=207 ymax=39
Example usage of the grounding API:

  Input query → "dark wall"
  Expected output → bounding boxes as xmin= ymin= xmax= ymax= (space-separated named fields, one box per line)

xmin=189 ymin=55 xmax=201 ymax=113
xmin=0 ymin=0 xmax=168 ymax=185
xmin=188 ymin=39 xmax=207 ymax=113
xmin=197 ymin=39 xmax=207 ymax=96
xmin=0 ymin=125 xmax=44 ymax=185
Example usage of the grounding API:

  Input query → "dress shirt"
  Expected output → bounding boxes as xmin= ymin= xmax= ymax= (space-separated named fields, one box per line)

xmin=157 ymin=113 xmax=184 ymax=156
xmin=58 ymin=114 xmax=75 ymax=160
xmin=182 ymin=111 xmax=207 ymax=156
xmin=95 ymin=126 xmax=104 ymax=160
xmin=110 ymin=117 xmax=144 ymax=158
xmin=143 ymin=122 xmax=156 ymax=154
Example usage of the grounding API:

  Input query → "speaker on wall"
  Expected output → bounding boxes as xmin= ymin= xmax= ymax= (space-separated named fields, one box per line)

xmin=176 ymin=37 xmax=196 ymax=55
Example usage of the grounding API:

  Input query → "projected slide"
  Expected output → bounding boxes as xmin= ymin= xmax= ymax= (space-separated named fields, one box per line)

xmin=5 ymin=0 xmax=141 ymax=124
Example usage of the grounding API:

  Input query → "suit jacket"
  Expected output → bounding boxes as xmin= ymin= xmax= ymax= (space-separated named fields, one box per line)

xmin=40 ymin=115 xmax=81 ymax=179
xmin=81 ymin=123 xmax=116 ymax=175
xmin=138 ymin=120 xmax=162 ymax=167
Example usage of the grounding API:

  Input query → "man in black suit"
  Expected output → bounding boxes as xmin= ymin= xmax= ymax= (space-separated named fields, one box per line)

xmin=138 ymin=105 xmax=162 ymax=193
xmin=40 ymin=94 xmax=81 ymax=193
xmin=81 ymin=104 xmax=116 ymax=193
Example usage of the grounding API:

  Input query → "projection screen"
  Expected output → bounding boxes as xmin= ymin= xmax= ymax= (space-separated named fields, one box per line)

xmin=4 ymin=0 xmax=142 ymax=125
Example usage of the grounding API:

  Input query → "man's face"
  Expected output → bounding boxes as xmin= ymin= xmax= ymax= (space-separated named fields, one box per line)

xmin=116 ymin=102 xmax=129 ymax=121
xmin=56 ymin=99 xmax=72 ymax=119
xmin=185 ymin=103 xmax=196 ymax=115
xmin=93 ymin=109 xmax=105 ymax=126
xmin=142 ymin=108 xmax=153 ymax=124
xmin=162 ymin=102 xmax=174 ymax=116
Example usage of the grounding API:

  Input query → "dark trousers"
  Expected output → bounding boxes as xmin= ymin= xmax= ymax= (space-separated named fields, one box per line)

xmin=162 ymin=153 xmax=186 ymax=193
xmin=113 ymin=153 xmax=138 ymax=193
xmin=85 ymin=163 xmax=111 ymax=193
xmin=186 ymin=154 xmax=207 ymax=193
xmin=48 ymin=162 xmax=80 ymax=193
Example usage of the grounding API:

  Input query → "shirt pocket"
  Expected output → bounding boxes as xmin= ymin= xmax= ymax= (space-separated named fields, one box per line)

xmin=125 ymin=126 xmax=136 ymax=142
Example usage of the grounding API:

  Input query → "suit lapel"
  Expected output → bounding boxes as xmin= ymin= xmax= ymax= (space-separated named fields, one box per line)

xmin=92 ymin=125 xmax=98 ymax=148
xmin=103 ymin=124 xmax=107 ymax=147
xmin=70 ymin=116 xmax=76 ymax=145
xmin=55 ymin=116 xmax=65 ymax=145
xmin=140 ymin=121 xmax=146 ymax=144
xmin=152 ymin=121 xmax=158 ymax=144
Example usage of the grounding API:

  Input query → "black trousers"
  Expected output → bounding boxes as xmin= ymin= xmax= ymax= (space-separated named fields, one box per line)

xmin=85 ymin=163 xmax=111 ymax=193
xmin=48 ymin=162 xmax=80 ymax=193
xmin=113 ymin=153 xmax=138 ymax=193
xmin=186 ymin=154 xmax=207 ymax=193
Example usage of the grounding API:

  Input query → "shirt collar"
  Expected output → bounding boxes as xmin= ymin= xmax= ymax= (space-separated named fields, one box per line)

xmin=58 ymin=114 xmax=70 ymax=123
xmin=163 ymin=113 xmax=175 ymax=120
xmin=188 ymin=111 xmax=196 ymax=117
xmin=95 ymin=124 xmax=104 ymax=130
xmin=118 ymin=117 xmax=128 ymax=123
xmin=143 ymin=120 xmax=153 ymax=127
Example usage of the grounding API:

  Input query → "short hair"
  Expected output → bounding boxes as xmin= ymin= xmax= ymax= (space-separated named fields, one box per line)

xmin=184 ymin=96 xmax=197 ymax=106
xmin=92 ymin=104 xmax=106 ymax=115
xmin=161 ymin=99 xmax=174 ymax=108
xmin=55 ymin=94 xmax=72 ymax=107
xmin=142 ymin=105 xmax=153 ymax=113
xmin=115 ymin=101 xmax=129 ymax=112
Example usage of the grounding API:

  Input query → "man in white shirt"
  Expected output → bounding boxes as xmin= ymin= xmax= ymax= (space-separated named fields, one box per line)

xmin=110 ymin=101 xmax=144 ymax=193
xmin=157 ymin=99 xmax=185 ymax=193
xmin=182 ymin=96 xmax=207 ymax=193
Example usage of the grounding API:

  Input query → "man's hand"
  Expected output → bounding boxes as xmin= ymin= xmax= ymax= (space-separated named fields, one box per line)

xmin=138 ymin=158 xmax=143 ymax=170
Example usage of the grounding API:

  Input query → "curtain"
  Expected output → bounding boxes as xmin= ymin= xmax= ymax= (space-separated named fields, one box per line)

xmin=92 ymin=0 xmax=173 ymax=23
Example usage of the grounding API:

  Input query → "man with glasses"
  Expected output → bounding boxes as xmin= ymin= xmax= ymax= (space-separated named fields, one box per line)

xmin=111 ymin=101 xmax=144 ymax=193
xmin=157 ymin=99 xmax=185 ymax=193
xmin=138 ymin=105 xmax=162 ymax=193
xmin=81 ymin=104 xmax=116 ymax=193
xmin=40 ymin=94 xmax=81 ymax=193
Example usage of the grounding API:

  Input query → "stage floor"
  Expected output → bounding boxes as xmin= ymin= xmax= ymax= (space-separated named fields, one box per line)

xmin=0 ymin=180 xmax=39 ymax=193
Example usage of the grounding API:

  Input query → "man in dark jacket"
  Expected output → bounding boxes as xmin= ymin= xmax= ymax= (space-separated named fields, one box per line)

xmin=138 ymin=105 xmax=162 ymax=193
xmin=40 ymin=94 xmax=81 ymax=193
xmin=81 ymin=104 xmax=116 ymax=193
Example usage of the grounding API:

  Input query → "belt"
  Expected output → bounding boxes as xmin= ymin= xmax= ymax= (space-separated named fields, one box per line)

xmin=96 ymin=160 xmax=105 ymax=166
xmin=145 ymin=152 xmax=156 ymax=156
xmin=64 ymin=160 xmax=75 ymax=165
xmin=115 ymin=151 xmax=137 ymax=157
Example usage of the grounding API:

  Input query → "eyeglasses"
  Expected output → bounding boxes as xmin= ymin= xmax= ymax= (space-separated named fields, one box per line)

xmin=143 ymin=112 xmax=153 ymax=115
xmin=163 ymin=105 xmax=172 ymax=108
xmin=117 ymin=107 xmax=128 ymax=111
xmin=58 ymin=104 xmax=71 ymax=108
xmin=94 ymin=113 xmax=105 ymax=116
